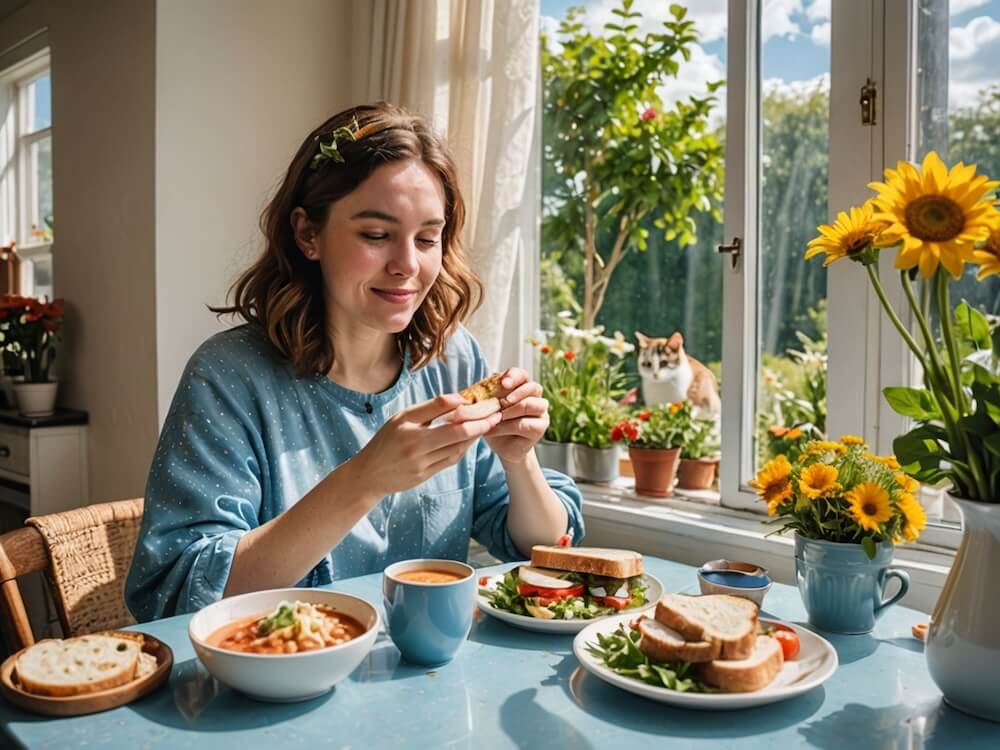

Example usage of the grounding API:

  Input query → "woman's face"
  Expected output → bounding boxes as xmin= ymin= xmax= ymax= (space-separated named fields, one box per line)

xmin=297 ymin=158 xmax=447 ymax=338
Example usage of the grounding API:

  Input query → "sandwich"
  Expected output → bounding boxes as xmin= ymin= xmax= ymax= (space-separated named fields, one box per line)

xmin=454 ymin=372 xmax=506 ymax=420
xmin=481 ymin=546 xmax=647 ymax=620
xmin=633 ymin=594 xmax=783 ymax=692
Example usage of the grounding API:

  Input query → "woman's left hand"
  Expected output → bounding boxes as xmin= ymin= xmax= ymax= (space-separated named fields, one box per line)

xmin=484 ymin=368 xmax=549 ymax=465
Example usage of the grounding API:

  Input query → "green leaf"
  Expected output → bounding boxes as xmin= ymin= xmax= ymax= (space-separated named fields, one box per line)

xmin=882 ymin=387 xmax=941 ymax=421
xmin=259 ymin=602 xmax=297 ymax=634
xmin=955 ymin=301 xmax=992 ymax=350
xmin=862 ymin=536 xmax=877 ymax=560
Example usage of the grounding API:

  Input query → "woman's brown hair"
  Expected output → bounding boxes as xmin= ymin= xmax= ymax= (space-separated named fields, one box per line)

xmin=212 ymin=102 xmax=483 ymax=376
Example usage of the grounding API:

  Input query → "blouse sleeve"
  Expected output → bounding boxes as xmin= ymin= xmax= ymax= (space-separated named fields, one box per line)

xmin=461 ymin=332 xmax=586 ymax=561
xmin=125 ymin=355 xmax=266 ymax=621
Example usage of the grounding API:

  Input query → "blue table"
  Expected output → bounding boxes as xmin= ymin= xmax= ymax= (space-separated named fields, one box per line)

xmin=2 ymin=557 xmax=998 ymax=749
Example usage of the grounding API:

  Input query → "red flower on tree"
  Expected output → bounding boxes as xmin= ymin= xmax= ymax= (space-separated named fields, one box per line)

xmin=640 ymin=107 xmax=657 ymax=122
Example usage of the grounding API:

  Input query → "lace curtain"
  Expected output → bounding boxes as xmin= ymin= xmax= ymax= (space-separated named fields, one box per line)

xmin=349 ymin=0 xmax=540 ymax=369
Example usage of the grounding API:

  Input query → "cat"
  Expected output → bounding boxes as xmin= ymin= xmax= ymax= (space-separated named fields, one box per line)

xmin=636 ymin=331 xmax=721 ymax=418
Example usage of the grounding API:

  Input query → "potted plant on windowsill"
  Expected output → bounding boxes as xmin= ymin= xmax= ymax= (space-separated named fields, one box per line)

xmin=749 ymin=435 xmax=923 ymax=635
xmin=803 ymin=151 xmax=1000 ymax=720
xmin=531 ymin=323 xmax=633 ymax=482
xmin=675 ymin=404 xmax=720 ymax=490
xmin=611 ymin=402 xmax=686 ymax=497
xmin=0 ymin=295 xmax=64 ymax=416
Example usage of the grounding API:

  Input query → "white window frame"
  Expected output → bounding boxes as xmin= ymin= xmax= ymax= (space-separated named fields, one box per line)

xmin=559 ymin=0 xmax=963 ymax=557
xmin=0 ymin=49 xmax=51 ymax=293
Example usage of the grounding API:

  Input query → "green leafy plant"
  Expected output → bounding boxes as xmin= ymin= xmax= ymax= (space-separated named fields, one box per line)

xmin=532 ymin=321 xmax=634 ymax=446
xmin=610 ymin=401 xmax=689 ymax=450
xmin=541 ymin=0 xmax=723 ymax=328
xmin=678 ymin=413 xmax=718 ymax=460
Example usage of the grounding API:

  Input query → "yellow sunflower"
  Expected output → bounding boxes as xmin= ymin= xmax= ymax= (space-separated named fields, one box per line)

xmin=868 ymin=151 xmax=1000 ymax=278
xmin=973 ymin=226 xmax=1000 ymax=281
xmin=749 ymin=455 xmax=793 ymax=507
xmin=866 ymin=453 xmax=901 ymax=471
xmin=840 ymin=435 xmax=866 ymax=446
xmin=805 ymin=200 xmax=888 ymax=266
xmin=897 ymin=493 xmax=928 ymax=542
xmin=807 ymin=440 xmax=846 ymax=456
xmin=895 ymin=472 xmax=920 ymax=494
xmin=846 ymin=483 xmax=893 ymax=532
xmin=799 ymin=463 xmax=840 ymax=500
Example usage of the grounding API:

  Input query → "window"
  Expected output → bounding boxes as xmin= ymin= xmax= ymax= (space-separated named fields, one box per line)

xmin=538 ymin=0 xmax=996 ymax=551
xmin=0 ymin=50 xmax=53 ymax=299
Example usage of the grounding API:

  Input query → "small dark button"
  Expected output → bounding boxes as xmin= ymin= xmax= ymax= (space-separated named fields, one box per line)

xmin=364 ymin=402 xmax=373 ymax=414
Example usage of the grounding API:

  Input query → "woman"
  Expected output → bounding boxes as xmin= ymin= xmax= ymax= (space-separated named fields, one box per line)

xmin=125 ymin=103 xmax=584 ymax=620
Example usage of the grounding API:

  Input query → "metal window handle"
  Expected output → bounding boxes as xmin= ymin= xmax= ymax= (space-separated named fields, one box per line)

xmin=0 ymin=446 xmax=9 ymax=458
xmin=860 ymin=78 xmax=877 ymax=125
xmin=717 ymin=237 xmax=741 ymax=270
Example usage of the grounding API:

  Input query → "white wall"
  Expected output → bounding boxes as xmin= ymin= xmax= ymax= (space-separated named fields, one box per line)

xmin=155 ymin=0 xmax=352 ymax=421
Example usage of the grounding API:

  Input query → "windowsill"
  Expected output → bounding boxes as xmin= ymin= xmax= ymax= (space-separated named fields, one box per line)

xmin=575 ymin=477 xmax=954 ymax=614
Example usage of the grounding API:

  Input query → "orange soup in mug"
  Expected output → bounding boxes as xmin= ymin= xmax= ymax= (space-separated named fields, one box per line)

xmin=394 ymin=569 xmax=467 ymax=584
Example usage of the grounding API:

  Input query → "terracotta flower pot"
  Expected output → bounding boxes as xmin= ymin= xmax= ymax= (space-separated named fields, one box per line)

xmin=677 ymin=458 xmax=719 ymax=490
xmin=628 ymin=446 xmax=680 ymax=497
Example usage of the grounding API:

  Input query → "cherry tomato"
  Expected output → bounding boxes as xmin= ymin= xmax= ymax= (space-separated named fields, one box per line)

xmin=596 ymin=595 xmax=631 ymax=610
xmin=479 ymin=576 xmax=490 ymax=586
xmin=556 ymin=533 xmax=573 ymax=547
xmin=772 ymin=624 xmax=800 ymax=660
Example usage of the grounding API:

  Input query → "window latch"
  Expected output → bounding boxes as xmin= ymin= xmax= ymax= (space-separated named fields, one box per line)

xmin=860 ymin=78 xmax=877 ymax=126
xmin=716 ymin=237 xmax=741 ymax=270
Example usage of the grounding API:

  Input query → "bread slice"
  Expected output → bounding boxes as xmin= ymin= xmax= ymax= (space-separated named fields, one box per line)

xmin=695 ymin=635 xmax=784 ymax=692
xmin=655 ymin=594 xmax=758 ymax=660
xmin=454 ymin=373 xmax=505 ymax=420
xmin=530 ymin=546 xmax=643 ymax=579
xmin=638 ymin=618 xmax=720 ymax=663
xmin=16 ymin=635 xmax=141 ymax=697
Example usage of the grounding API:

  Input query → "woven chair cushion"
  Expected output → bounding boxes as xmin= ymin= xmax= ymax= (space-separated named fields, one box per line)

xmin=26 ymin=499 xmax=144 ymax=636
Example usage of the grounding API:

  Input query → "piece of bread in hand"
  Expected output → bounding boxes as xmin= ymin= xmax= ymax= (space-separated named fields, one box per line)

xmin=15 ymin=634 xmax=142 ymax=697
xmin=638 ymin=618 xmax=720 ymax=663
xmin=655 ymin=593 xmax=759 ymax=660
xmin=453 ymin=373 xmax=506 ymax=421
xmin=695 ymin=634 xmax=784 ymax=692
xmin=530 ymin=546 xmax=643 ymax=579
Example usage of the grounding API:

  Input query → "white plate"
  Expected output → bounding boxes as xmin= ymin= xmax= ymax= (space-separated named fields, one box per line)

xmin=476 ymin=565 xmax=662 ymax=634
xmin=572 ymin=614 xmax=838 ymax=710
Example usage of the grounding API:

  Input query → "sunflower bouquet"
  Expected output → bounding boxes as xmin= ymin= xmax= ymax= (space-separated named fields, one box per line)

xmin=751 ymin=436 xmax=927 ymax=558
xmin=805 ymin=151 xmax=1000 ymax=503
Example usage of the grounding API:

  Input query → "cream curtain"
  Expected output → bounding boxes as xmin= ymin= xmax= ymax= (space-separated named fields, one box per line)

xmin=349 ymin=0 xmax=540 ymax=369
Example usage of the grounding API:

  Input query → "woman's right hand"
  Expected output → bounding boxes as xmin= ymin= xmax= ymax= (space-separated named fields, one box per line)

xmin=354 ymin=394 xmax=502 ymax=497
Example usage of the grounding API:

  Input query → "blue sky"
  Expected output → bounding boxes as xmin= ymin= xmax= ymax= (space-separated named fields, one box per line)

xmin=540 ymin=0 xmax=1000 ymax=109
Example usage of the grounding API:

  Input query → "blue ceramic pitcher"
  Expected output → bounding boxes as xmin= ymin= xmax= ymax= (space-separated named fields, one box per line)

xmin=794 ymin=534 xmax=909 ymax=634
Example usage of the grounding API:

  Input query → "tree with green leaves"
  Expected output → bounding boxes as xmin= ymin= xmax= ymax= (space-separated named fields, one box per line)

xmin=541 ymin=0 xmax=724 ymax=329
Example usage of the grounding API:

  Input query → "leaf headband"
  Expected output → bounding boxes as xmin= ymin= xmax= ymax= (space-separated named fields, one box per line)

xmin=310 ymin=119 xmax=385 ymax=170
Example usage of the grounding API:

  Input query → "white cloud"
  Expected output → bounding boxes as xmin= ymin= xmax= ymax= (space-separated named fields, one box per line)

xmin=949 ymin=15 xmax=1000 ymax=108
xmin=805 ymin=0 xmax=830 ymax=22
xmin=763 ymin=71 xmax=830 ymax=98
xmin=950 ymin=0 xmax=990 ymax=17
xmin=810 ymin=21 xmax=831 ymax=47
xmin=656 ymin=42 xmax=728 ymax=126
xmin=762 ymin=0 xmax=805 ymax=41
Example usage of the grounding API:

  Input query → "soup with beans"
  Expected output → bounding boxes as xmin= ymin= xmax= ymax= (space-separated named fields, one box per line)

xmin=395 ymin=569 xmax=467 ymax=584
xmin=207 ymin=600 xmax=366 ymax=655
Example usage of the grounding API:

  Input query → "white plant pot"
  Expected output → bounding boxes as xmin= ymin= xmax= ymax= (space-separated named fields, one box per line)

xmin=13 ymin=381 xmax=58 ymax=416
xmin=535 ymin=439 xmax=574 ymax=476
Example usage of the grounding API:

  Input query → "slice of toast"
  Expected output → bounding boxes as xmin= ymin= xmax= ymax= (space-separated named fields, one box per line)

xmin=638 ymin=618 xmax=720 ymax=663
xmin=459 ymin=373 xmax=504 ymax=404
xmin=655 ymin=594 xmax=758 ymax=660
xmin=695 ymin=634 xmax=784 ymax=692
xmin=15 ymin=634 xmax=142 ymax=697
xmin=530 ymin=546 xmax=643 ymax=579
xmin=453 ymin=373 xmax=506 ymax=421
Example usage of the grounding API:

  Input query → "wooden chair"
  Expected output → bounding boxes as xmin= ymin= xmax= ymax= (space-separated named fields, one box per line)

xmin=0 ymin=498 xmax=144 ymax=652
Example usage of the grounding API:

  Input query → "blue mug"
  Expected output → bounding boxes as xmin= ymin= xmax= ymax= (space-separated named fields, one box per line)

xmin=382 ymin=559 xmax=476 ymax=666
xmin=794 ymin=534 xmax=910 ymax=634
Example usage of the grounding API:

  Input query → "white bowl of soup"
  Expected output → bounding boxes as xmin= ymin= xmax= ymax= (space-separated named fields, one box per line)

xmin=188 ymin=588 xmax=379 ymax=702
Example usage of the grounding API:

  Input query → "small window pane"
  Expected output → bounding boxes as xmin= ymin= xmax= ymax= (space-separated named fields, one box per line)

xmin=25 ymin=74 xmax=51 ymax=133
xmin=30 ymin=136 xmax=53 ymax=244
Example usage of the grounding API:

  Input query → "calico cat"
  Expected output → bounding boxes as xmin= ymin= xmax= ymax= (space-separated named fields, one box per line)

xmin=636 ymin=331 xmax=721 ymax=417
